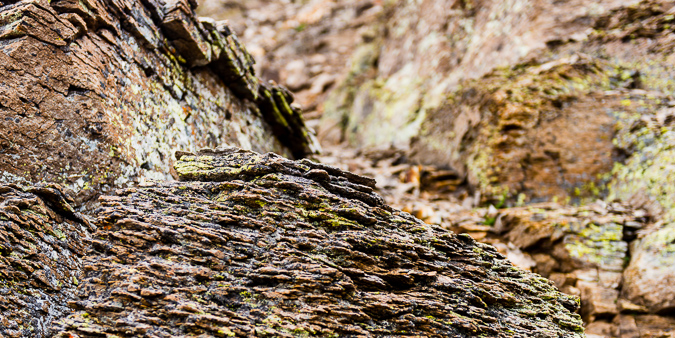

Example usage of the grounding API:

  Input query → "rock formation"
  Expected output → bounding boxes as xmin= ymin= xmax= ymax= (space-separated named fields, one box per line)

xmin=3 ymin=0 xmax=675 ymax=336
xmin=20 ymin=147 xmax=582 ymax=337
xmin=207 ymin=0 xmax=675 ymax=205
xmin=441 ymin=202 xmax=675 ymax=338
xmin=201 ymin=3 xmax=675 ymax=334
xmin=0 ymin=184 xmax=92 ymax=337
xmin=319 ymin=0 xmax=675 ymax=204
xmin=314 ymin=144 xmax=675 ymax=338
xmin=0 ymin=0 xmax=319 ymax=207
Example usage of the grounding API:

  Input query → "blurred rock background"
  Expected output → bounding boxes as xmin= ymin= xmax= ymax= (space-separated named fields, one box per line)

xmin=197 ymin=0 xmax=675 ymax=337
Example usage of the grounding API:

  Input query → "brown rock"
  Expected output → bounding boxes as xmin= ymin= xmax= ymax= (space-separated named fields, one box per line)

xmin=585 ymin=320 xmax=615 ymax=338
xmin=198 ymin=0 xmax=378 ymax=119
xmin=48 ymin=148 xmax=585 ymax=337
xmin=532 ymin=253 xmax=560 ymax=277
xmin=0 ymin=184 xmax=92 ymax=338
xmin=612 ymin=314 xmax=675 ymax=338
xmin=578 ymin=280 xmax=619 ymax=322
xmin=614 ymin=314 xmax=640 ymax=338
xmin=617 ymin=299 xmax=649 ymax=314
xmin=622 ymin=223 xmax=675 ymax=314
xmin=0 ymin=0 xmax=318 ymax=208
xmin=505 ymin=217 xmax=557 ymax=249
xmin=633 ymin=315 xmax=675 ymax=338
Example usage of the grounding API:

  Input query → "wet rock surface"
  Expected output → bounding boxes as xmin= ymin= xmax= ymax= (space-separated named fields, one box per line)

xmin=51 ymin=148 xmax=584 ymax=337
xmin=0 ymin=184 xmax=92 ymax=338
xmin=0 ymin=0 xmax=318 ymax=207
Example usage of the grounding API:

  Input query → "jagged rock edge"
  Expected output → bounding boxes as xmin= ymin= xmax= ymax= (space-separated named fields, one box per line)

xmin=0 ymin=0 xmax=319 ymax=159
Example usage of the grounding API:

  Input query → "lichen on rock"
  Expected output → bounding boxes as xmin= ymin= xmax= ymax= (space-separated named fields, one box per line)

xmin=50 ymin=148 xmax=584 ymax=337
xmin=0 ymin=184 xmax=92 ymax=338
xmin=0 ymin=0 xmax=318 ymax=208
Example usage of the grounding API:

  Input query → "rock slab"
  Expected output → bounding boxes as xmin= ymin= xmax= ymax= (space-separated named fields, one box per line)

xmin=49 ymin=148 xmax=584 ymax=337
xmin=0 ymin=0 xmax=318 ymax=206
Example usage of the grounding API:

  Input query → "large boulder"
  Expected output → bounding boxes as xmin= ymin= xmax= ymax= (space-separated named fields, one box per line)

xmin=48 ymin=148 xmax=584 ymax=337
xmin=0 ymin=0 xmax=318 ymax=207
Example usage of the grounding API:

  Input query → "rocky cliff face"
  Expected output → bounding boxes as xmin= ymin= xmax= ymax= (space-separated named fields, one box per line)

xmin=3 ymin=0 xmax=675 ymax=336
xmin=0 ymin=148 xmax=584 ymax=338
xmin=205 ymin=0 xmax=675 ymax=205
xmin=0 ymin=0 xmax=319 ymax=207
xmin=196 ymin=1 xmax=675 ymax=336
xmin=0 ymin=184 xmax=92 ymax=338
xmin=321 ymin=0 xmax=675 ymax=204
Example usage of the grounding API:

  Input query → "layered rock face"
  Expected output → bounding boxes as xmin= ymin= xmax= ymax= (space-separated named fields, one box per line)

xmin=43 ymin=148 xmax=582 ymax=337
xmin=0 ymin=0 xmax=318 ymax=206
xmin=200 ymin=3 xmax=675 ymax=335
xmin=3 ymin=0 xmax=675 ymax=336
xmin=321 ymin=0 xmax=675 ymax=204
xmin=0 ymin=184 xmax=92 ymax=337
xmin=315 ymin=146 xmax=675 ymax=337
xmin=213 ymin=0 xmax=675 ymax=206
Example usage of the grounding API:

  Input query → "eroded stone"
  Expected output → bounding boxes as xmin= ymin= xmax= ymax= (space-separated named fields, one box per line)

xmin=50 ymin=148 xmax=585 ymax=337
xmin=0 ymin=184 xmax=92 ymax=338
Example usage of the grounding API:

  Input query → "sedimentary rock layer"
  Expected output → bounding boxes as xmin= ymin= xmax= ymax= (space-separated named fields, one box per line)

xmin=0 ymin=184 xmax=92 ymax=338
xmin=315 ymin=0 xmax=675 ymax=204
xmin=52 ymin=148 xmax=584 ymax=337
xmin=0 ymin=0 xmax=318 ymax=205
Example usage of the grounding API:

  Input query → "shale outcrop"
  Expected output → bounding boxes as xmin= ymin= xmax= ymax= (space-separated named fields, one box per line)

xmin=315 ymin=145 xmax=675 ymax=338
xmin=44 ymin=148 xmax=584 ymax=337
xmin=0 ymin=0 xmax=318 ymax=207
xmin=0 ymin=184 xmax=92 ymax=338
